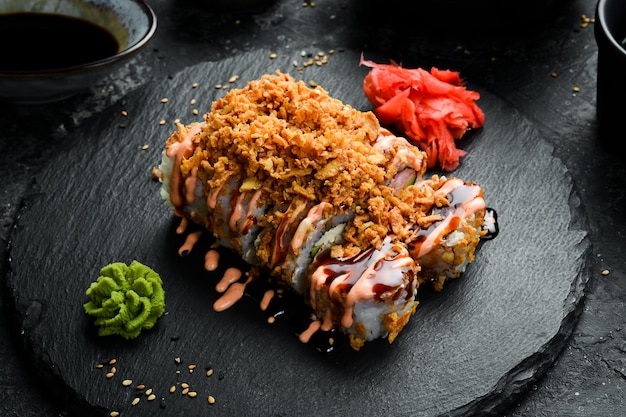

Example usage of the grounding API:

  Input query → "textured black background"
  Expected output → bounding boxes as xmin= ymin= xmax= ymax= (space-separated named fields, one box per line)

xmin=1 ymin=0 xmax=624 ymax=416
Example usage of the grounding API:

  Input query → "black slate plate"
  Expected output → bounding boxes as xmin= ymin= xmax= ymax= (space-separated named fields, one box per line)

xmin=6 ymin=49 xmax=590 ymax=417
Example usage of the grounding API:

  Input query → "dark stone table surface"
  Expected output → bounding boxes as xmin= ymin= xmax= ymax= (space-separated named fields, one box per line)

xmin=1 ymin=0 xmax=624 ymax=416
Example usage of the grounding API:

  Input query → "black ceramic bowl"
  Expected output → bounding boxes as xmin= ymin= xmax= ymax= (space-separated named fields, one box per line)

xmin=594 ymin=0 xmax=626 ymax=153
xmin=0 ymin=0 xmax=157 ymax=104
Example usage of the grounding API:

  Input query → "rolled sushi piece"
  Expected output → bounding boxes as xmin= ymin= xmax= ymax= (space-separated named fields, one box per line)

xmin=273 ymin=201 xmax=354 ymax=294
xmin=407 ymin=176 xmax=488 ymax=291
xmin=157 ymin=71 xmax=493 ymax=350
xmin=159 ymin=122 xmax=207 ymax=224
xmin=308 ymin=235 xmax=419 ymax=351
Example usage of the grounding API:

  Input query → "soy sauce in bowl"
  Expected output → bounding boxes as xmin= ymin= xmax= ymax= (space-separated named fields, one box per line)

xmin=0 ymin=0 xmax=157 ymax=104
xmin=0 ymin=13 xmax=119 ymax=72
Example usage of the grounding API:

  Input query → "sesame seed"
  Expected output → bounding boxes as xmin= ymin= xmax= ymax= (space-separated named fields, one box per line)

xmin=192 ymin=109 xmax=199 ymax=115
xmin=229 ymin=75 xmax=240 ymax=83
xmin=188 ymin=391 xmax=198 ymax=398
xmin=551 ymin=72 xmax=558 ymax=78
xmin=269 ymin=53 xmax=277 ymax=59
xmin=215 ymin=84 xmax=223 ymax=89
xmin=206 ymin=369 xmax=214 ymax=377
xmin=181 ymin=383 xmax=189 ymax=389
xmin=188 ymin=364 xmax=197 ymax=370
xmin=131 ymin=397 xmax=140 ymax=406
xmin=160 ymin=98 xmax=169 ymax=103
xmin=106 ymin=372 xmax=115 ymax=379
xmin=159 ymin=120 xmax=166 ymax=125
xmin=109 ymin=359 xmax=117 ymax=365
xmin=110 ymin=412 xmax=120 ymax=417
xmin=182 ymin=387 xmax=189 ymax=395
xmin=96 ymin=364 xmax=104 ymax=369
xmin=192 ymin=82 xmax=199 ymax=88
xmin=136 ymin=384 xmax=146 ymax=391
xmin=122 ymin=379 xmax=133 ymax=387
xmin=190 ymin=99 xmax=196 ymax=105
xmin=121 ymin=110 xmax=128 ymax=117
xmin=169 ymin=385 xmax=176 ymax=393
xmin=601 ymin=269 xmax=610 ymax=276
xmin=208 ymin=395 xmax=216 ymax=405
xmin=145 ymin=388 xmax=153 ymax=396
xmin=142 ymin=144 xmax=149 ymax=150
xmin=147 ymin=394 xmax=157 ymax=401
xmin=309 ymin=81 xmax=318 ymax=87
xmin=110 ymin=367 xmax=116 ymax=374
xmin=572 ymin=86 xmax=581 ymax=93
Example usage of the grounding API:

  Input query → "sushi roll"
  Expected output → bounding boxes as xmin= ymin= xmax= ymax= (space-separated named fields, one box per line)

xmin=406 ymin=176 xmax=488 ymax=291
xmin=308 ymin=235 xmax=419 ymax=350
xmin=157 ymin=71 xmax=494 ymax=350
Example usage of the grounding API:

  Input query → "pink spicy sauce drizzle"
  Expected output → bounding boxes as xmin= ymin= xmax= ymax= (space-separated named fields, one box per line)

xmin=228 ymin=190 xmax=259 ymax=231
xmin=215 ymin=267 xmax=242 ymax=293
xmin=213 ymin=273 xmax=253 ymax=312
xmin=310 ymin=236 xmax=417 ymax=330
xmin=204 ymin=249 xmax=220 ymax=271
xmin=299 ymin=320 xmax=322 ymax=343
xmin=178 ymin=231 xmax=202 ymax=256
xmin=166 ymin=123 xmax=202 ymax=215
xmin=175 ymin=218 xmax=256 ymax=314
xmin=290 ymin=202 xmax=330 ymax=255
xmin=410 ymin=178 xmax=486 ymax=259
xmin=260 ymin=289 xmax=275 ymax=311
xmin=173 ymin=215 xmax=338 ymax=350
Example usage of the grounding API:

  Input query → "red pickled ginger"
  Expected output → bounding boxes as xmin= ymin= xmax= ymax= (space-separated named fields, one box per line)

xmin=360 ymin=56 xmax=485 ymax=172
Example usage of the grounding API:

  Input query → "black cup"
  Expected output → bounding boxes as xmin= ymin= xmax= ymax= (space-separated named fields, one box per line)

xmin=595 ymin=0 xmax=626 ymax=153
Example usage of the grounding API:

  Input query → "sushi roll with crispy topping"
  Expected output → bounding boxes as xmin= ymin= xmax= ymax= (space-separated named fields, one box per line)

xmin=157 ymin=71 xmax=494 ymax=350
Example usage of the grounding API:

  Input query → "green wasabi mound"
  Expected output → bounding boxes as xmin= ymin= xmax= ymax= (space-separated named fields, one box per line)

xmin=84 ymin=260 xmax=165 ymax=339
